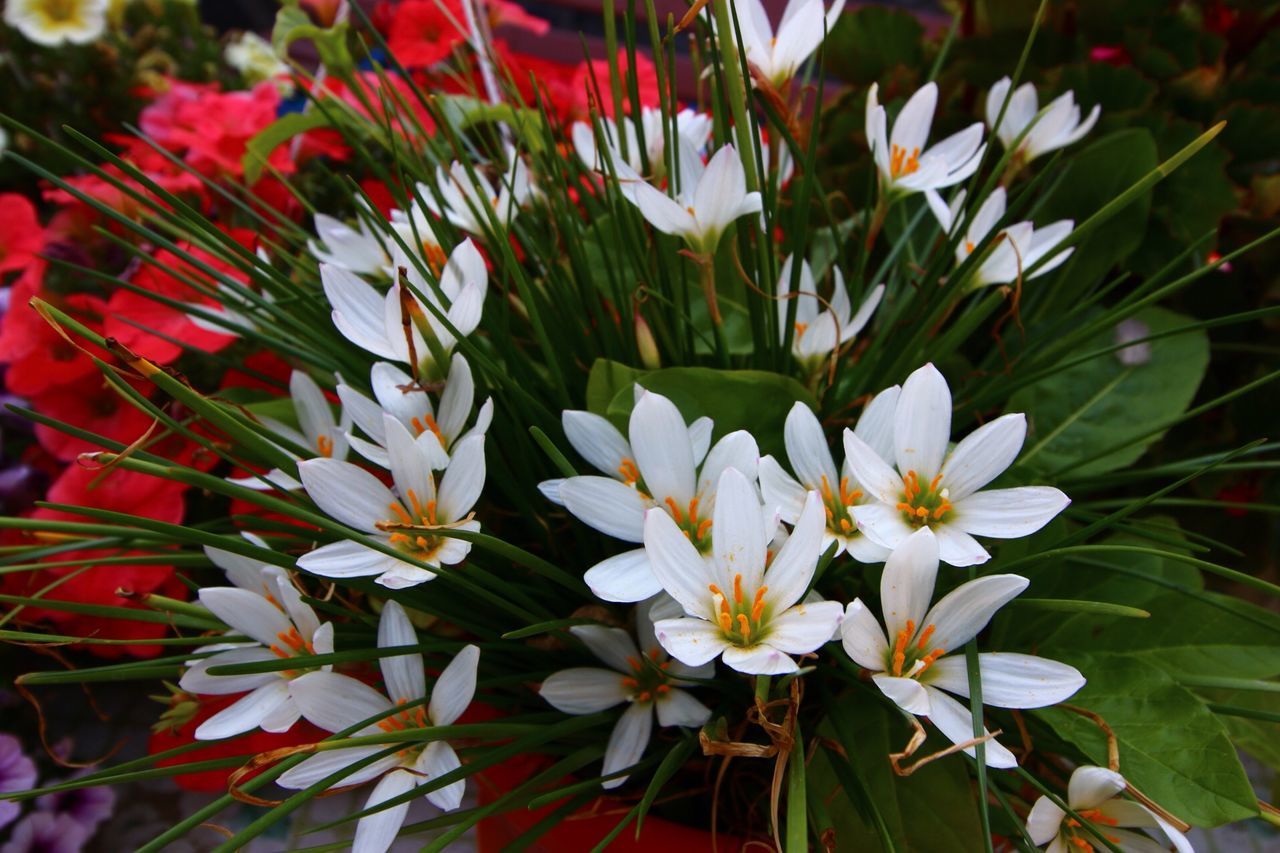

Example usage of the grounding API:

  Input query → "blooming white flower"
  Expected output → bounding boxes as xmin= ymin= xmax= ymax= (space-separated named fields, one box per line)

xmin=337 ymin=354 xmax=493 ymax=470
xmin=179 ymin=555 xmax=333 ymax=740
xmin=728 ymin=0 xmax=847 ymax=88
xmin=615 ymin=140 xmax=763 ymax=256
xmin=297 ymin=421 xmax=485 ymax=589
xmin=648 ymin=467 xmax=843 ymax=675
xmin=4 ymin=0 xmax=107 ymax=47
xmin=421 ymin=152 xmax=532 ymax=238
xmin=280 ymin=602 xmax=479 ymax=853
xmin=550 ymin=389 xmax=757 ymax=603
xmin=986 ymin=77 xmax=1100 ymax=165
xmin=843 ymin=363 xmax=1070 ymax=566
xmin=760 ymin=391 xmax=898 ymax=562
xmin=321 ymin=239 xmax=486 ymax=380
xmin=841 ymin=527 xmax=1084 ymax=767
xmin=926 ymin=187 xmax=1074 ymax=288
xmin=224 ymin=32 xmax=290 ymax=86
xmin=310 ymin=204 xmax=392 ymax=277
xmin=1026 ymin=765 xmax=1193 ymax=853
xmin=865 ymin=82 xmax=986 ymax=196
xmin=775 ymin=255 xmax=884 ymax=368
xmin=229 ymin=370 xmax=352 ymax=493
xmin=572 ymin=107 xmax=713 ymax=178
xmin=539 ymin=606 xmax=712 ymax=789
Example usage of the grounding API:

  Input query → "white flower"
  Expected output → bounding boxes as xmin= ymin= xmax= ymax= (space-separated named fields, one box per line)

xmin=280 ymin=603 xmax=479 ymax=853
xmin=309 ymin=204 xmax=392 ymax=277
xmin=179 ymin=557 xmax=333 ymax=740
xmin=229 ymin=370 xmax=352 ymax=492
xmin=550 ymin=389 xmax=758 ymax=603
xmin=760 ymin=391 xmax=898 ymax=562
xmin=865 ymin=82 xmax=986 ymax=196
xmin=224 ymin=32 xmax=290 ymax=86
xmin=648 ymin=467 xmax=843 ymax=675
xmin=1026 ymin=765 xmax=1193 ymax=853
xmin=422 ymin=153 xmax=532 ymax=238
xmin=297 ymin=423 xmax=485 ymax=589
xmin=926 ymin=188 xmax=1074 ymax=288
xmin=572 ymin=107 xmax=713 ymax=178
xmin=841 ymin=527 xmax=1084 ymax=767
xmin=615 ymin=140 xmax=763 ymax=256
xmin=321 ymin=239 xmax=486 ymax=380
xmin=986 ymin=77 xmax=1100 ymax=165
xmin=337 ymin=354 xmax=493 ymax=470
xmin=843 ymin=363 xmax=1070 ymax=566
xmin=775 ymin=255 xmax=884 ymax=368
xmin=539 ymin=606 xmax=712 ymax=789
xmin=729 ymin=0 xmax=846 ymax=88
xmin=4 ymin=0 xmax=107 ymax=47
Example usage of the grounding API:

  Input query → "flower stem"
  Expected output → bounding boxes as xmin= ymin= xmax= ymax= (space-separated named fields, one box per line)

xmin=711 ymin=0 xmax=760 ymax=192
xmin=701 ymin=255 xmax=730 ymax=366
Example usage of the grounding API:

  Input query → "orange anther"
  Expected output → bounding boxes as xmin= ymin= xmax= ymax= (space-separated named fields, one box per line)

xmin=737 ymin=613 xmax=751 ymax=642
xmin=916 ymin=624 xmax=935 ymax=650
xmin=664 ymin=496 xmax=683 ymax=523
xmin=688 ymin=496 xmax=700 ymax=523
xmin=316 ymin=435 xmax=334 ymax=457
xmin=696 ymin=519 xmax=712 ymax=540
xmin=621 ymin=676 xmax=639 ymax=689
xmin=751 ymin=587 xmax=768 ymax=623
xmin=732 ymin=573 xmax=743 ymax=604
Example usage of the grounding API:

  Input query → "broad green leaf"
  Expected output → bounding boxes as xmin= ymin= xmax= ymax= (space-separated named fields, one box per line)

xmin=585 ymin=358 xmax=642 ymax=416
xmin=1033 ymin=652 xmax=1258 ymax=827
xmin=271 ymin=4 xmax=352 ymax=78
xmin=1196 ymin=686 xmax=1280 ymax=773
xmin=1008 ymin=306 xmax=1209 ymax=476
xmin=604 ymin=366 xmax=817 ymax=460
xmin=243 ymin=112 xmax=333 ymax=184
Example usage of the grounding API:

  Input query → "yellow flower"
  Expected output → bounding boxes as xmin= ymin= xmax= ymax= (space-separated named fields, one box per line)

xmin=4 ymin=0 xmax=108 ymax=47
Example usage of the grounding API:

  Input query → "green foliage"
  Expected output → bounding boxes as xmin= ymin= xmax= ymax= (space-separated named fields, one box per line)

xmin=825 ymin=7 xmax=924 ymax=86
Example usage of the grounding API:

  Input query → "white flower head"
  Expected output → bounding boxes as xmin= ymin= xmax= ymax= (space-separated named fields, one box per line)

xmin=309 ymin=202 xmax=393 ymax=277
xmin=572 ymin=107 xmax=713 ymax=179
xmin=228 ymin=370 xmax=353 ymax=493
xmin=5 ymin=0 xmax=108 ymax=47
xmin=865 ymin=82 xmax=986 ymax=196
xmin=615 ymin=139 xmax=763 ymax=256
xmin=337 ymin=354 xmax=493 ymax=470
xmin=648 ymin=467 xmax=844 ymax=675
xmin=281 ymin=602 xmax=480 ymax=853
xmin=179 ymin=550 xmax=333 ymax=740
xmin=725 ymin=0 xmax=847 ymax=88
xmin=549 ymin=388 xmax=758 ymax=604
xmin=422 ymin=151 xmax=532 ymax=238
xmin=776 ymin=255 xmax=884 ymax=368
xmin=760 ymin=391 xmax=898 ymax=563
xmin=539 ymin=604 xmax=712 ymax=789
xmin=297 ymin=423 xmax=485 ymax=589
xmin=1026 ymin=765 xmax=1193 ymax=853
xmin=986 ymin=77 xmax=1100 ymax=165
xmin=841 ymin=527 xmax=1084 ymax=767
xmin=926 ymin=188 xmax=1074 ymax=288
xmin=844 ymin=363 xmax=1071 ymax=566
xmin=321 ymin=238 xmax=486 ymax=381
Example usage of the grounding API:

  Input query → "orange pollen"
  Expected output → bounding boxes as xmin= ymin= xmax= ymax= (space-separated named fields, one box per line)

xmin=410 ymin=414 xmax=445 ymax=444
xmin=268 ymin=627 xmax=314 ymax=659
xmin=965 ymin=240 xmax=975 ymax=254
xmin=915 ymin=647 xmax=946 ymax=675
xmin=891 ymin=619 xmax=916 ymax=677
xmin=389 ymin=502 xmax=413 ymax=525
xmin=316 ymin=435 xmax=334 ymax=457
xmin=664 ymin=496 xmax=683 ymax=523
xmin=376 ymin=701 xmax=428 ymax=732
xmin=733 ymin=573 xmax=743 ymax=604
xmin=688 ymin=497 xmax=700 ymax=524
xmin=794 ymin=321 xmax=808 ymax=339
xmin=696 ymin=518 xmax=713 ymax=539
xmin=647 ymin=647 xmax=662 ymax=662
xmin=839 ymin=518 xmax=854 ymax=532
xmin=737 ymin=613 xmax=751 ymax=642
xmin=1075 ymin=810 xmax=1118 ymax=827
xmin=916 ymin=624 xmax=936 ymax=650
xmin=656 ymin=684 xmax=671 ymax=694
xmin=751 ymin=587 xmax=768 ymax=622
xmin=889 ymin=144 xmax=921 ymax=178
xmin=637 ymin=690 xmax=651 ymax=702
xmin=621 ymin=676 xmax=639 ymax=688
xmin=617 ymin=458 xmax=641 ymax=486
xmin=422 ymin=242 xmax=447 ymax=276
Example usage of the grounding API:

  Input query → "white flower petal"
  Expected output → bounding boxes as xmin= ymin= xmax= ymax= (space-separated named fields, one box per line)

xmin=783 ymin=402 xmax=839 ymax=493
xmin=644 ymin=509 xmax=717 ymax=617
xmin=759 ymin=455 xmax=808 ymax=524
xmin=322 ymin=265 xmax=399 ymax=360
xmin=602 ymin=702 xmax=653 ymax=789
xmin=655 ymin=689 xmax=712 ymax=728
xmin=950 ymin=486 xmax=1070 ymax=539
xmin=842 ymin=429 xmax=905 ymax=504
xmin=721 ymin=644 xmax=799 ymax=675
xmin=711 ymin=467 xmax=767 ymax=585
xmin=540 ymin=667 xmax=630 ymax=714
xmin=291 ymin=671 xmax=393 ymax=734
xmin=384 ymin=416 xmax=436 ymax=514
xmin=851 ymin=501 xmax=915 ymax=551
xmin=879 ymin=526 xmax=939 ymax=642
xmin=377 ymin=601 xmax=425 ymax=704
xmin=1025 ymin=796 xmax=1067 ymax=845
xmin=763 ymin=490 xmax=825 ymax=612
xmin=260 ymin=695 xmax=302 ymax=733
xmin=299 ymin=458 xmax=397 ymax=534
xmin=765 ymin=601 xmax=843 ymax=654
xmin=688 ymin=417 xmax=713 ymax=465
xmin=872 ymin=674 xmax=931 ymax=715
xmin=563 ymin=410 xmax=631 ymax=477
xmin=277 ymin=748 xmax=402 ymax=790
xmin=193 ymin=681 xmax=292 ymax=740
xmin=352 ymin=769 xmax=416 ymax=853
xmin=939 ymin=413 xmax=1026 ymax=500
xmin=925 ymin=653 xmax=1085 ymax=709
xmin=560 ymin=476 xmax=649 ymax=542
xmin=840 ymin=599 xmax=889 ymax=670
xmin=569 ymin=625 xmax=639 ymax=673
xmin=654 ymin=617 xmax=727 ymax=667
xmin=922 ymin=686 xmax=1017 ymax=768
xmin=923 ymin=574 xmax=1028 ymax=655
xmin=1068 ymin=766 xmax=1126 ymax=810
xmin=893 ymin=363 xmax=951 ymax=480
xmin=417 ymin=741 xmax=466 ymax=811
xmin=889 ymin=83 xmax=937 ymax=167
xmin=179 ymin=648 xmax=277 ymax=695
xmin=698 ymin=430 xmax=760 ymax=497
xmin=583 ymin=548 xmax=659 ymax=603
xmin=932 ymin=523 xmax=991 ymax=567
xmin=198 ymin=587 xmax=291 ymax=648
xmin=630 ymin=391 xmax=696 ymax=505
xmin=298 ymin=541 xmax=413 ymax=581
xmin=427 ymin=644 xmax=479 ymax=727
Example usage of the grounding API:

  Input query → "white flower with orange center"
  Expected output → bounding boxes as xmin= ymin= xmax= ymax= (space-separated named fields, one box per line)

xmin=281 ymin=603 xmax=479 ymax=853
xmin=539 ymin=607 xmax=712 ymax=789
xmin=179 ymin=556 xmax=333 ymax=741
xmin=842 ymin=362 xmax=1070 ymax=566
xmin=647 ymin=467 xmax=843 ymax=675
xmin=841 ymin=527 xmax=1084 ymax=767
xmin=337 ymin=354 xmax=493 ymax=470
xmin=421 ymin=151 xmax=532 ymax=238
xmin=1026 ymin=765 xmax=1193 ymax=853
xmin=986 ymin=77 xmax=1100 ymax=167
xmin=548 ymin=389 xmax=757 ymax=603
xmin=4 ymin=0 xmax=107 ymax=47
xmin=309 ymin=201 xmax=392 ymax=277
xmin=614 ymin=139 xmax=763 ymax=257
xmin=926 ymin=187 xmax=1074 ymax=288
xmin=865 ymin=82 xmax=986 ymax=196
xmin=229 ymin=370 xmax=351 ymax=493
xmin=572 ymin=106 xmax=713 ymax=178
xmin=775 ymin=255 xmax=884 ymax=370
xmin=760 ymin=391 xmax=898 ymax=563
xmin=321 ymin=239 xmax=486 ymax=382
xmin=720 ymin=0 xmax=847 ymax=89
xmin=297 ymin=419 xmax=485 ymax=589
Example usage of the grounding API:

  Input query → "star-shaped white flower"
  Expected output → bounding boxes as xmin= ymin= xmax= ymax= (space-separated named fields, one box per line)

xmin=760 ymin=390 xmax=898 ymax=563
xmin=648 ymin=467 xmax=843 ymax=675
xmin=775 ymin=255 xmax=884 ymax=368
xmin=572 ymin=107 xmax=713 ymax=178
xmin=297 ymin=420 xmax=485 ymax=589
xmin=926 ymin=187 xmax=1074 ymax=288
xmin=280 ymin=602 xmax=479 ymax=853
xmin=309 ymin=201 xmax=392 ymax=277
xmin=539 ymin=604 xmax=712 ymax=789
xmin=843 ymin=362 xmax=1070 ymax=566
xmin=986 ymin=77 xmax=1100 ymax=165
xmin=725 ymin=0 xmax=846 ymax=88
xmin=337 ymin=353 xmax=493 ymax=470
xmin=866 ymin=82 xmax=986 ymax=196
xmin=841 ymin=527 xmax=1084 ymax=767
xmin=421 ymin=152 xmax=532 ymax=238
xmin=1026 ymin=765 xmax=1193 ymax=853
xmin=548 ymin=388 xmax=757 ymax=603
xmin=229 ymin=370 xmax=352 ymax=492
